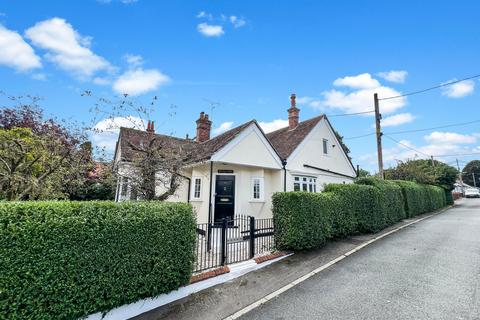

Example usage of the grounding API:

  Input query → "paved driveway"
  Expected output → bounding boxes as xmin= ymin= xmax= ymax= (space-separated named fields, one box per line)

xmin=242 ymin=199 xmax=480 ymax=320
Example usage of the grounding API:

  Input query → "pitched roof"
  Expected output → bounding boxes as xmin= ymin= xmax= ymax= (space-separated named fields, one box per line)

xmin=117 ymin=120 xmax=257 ymax=165
xmin=266 ymin=115 xmax=324 ymax=159
xmin=116 ymin=115 xmax=331 ymax=166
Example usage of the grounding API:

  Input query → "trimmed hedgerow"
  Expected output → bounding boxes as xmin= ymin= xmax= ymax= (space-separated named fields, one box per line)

xmin=355 ymin=178 xmax=406 ymax=225
xmin=273 ymin=179 xmax=448 ymax=252
xmin=324 ymin=184 xmax=384 ymax=234
xmin=0 ymin=201 xmax=196 ymax=320
xmin=393 ymin=181 xmax=446 ymax=217
xmin=272 ymin=192 xmax=333 ymax=251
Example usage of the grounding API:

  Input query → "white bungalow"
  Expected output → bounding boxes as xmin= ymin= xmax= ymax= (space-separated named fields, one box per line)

xmin=113 ymin=94 xmax=357 ymax=223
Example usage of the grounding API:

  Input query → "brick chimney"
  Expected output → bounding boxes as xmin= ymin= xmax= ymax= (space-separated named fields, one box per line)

xmin=196 ymin=112 xmax=212 ymax=142
xmin=146 ymin=120 xmax=155 ymax=133
xmin=287 ymin=93 xmax=300 ymax=129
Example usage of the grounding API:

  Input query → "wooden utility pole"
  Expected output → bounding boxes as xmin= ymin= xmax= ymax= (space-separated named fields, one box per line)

xmin=374 ymin=93 xmax=384 ymax=179
xmin=473 ymin=173 xmax=477 ymax=188
xmin=456 ymin=158 xmax=465 ymax=195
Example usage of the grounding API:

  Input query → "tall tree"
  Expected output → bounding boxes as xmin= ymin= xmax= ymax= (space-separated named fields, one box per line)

xmin=384 ymin=159 xmax=458 ymax=190
xmin=462 ymin=160 xmax=480 ymax=187
xmin=0 ymin=95 xmax=93 ymax=200
xmin=85 ymin=91 xmax=188 ymax=200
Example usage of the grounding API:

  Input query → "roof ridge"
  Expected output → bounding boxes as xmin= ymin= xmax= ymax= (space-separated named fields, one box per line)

xmin=199 ymin=119 xmax=256 ymax=145
xmin=266 ymin=114 xmax=325 ymax=136
xmin=119 ymin=126 xmax=193 ymax=143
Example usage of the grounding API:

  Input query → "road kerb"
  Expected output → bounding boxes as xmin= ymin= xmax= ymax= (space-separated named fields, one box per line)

xmin=224 ymin=205 xmax=453 ymax=320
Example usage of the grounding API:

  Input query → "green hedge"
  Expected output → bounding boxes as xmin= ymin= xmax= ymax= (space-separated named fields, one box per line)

xmin=0 ymin=201 xmax=196 ymax=320
xmin=272 ymin=192 xmax=333 ymax=251
xmin=323 ymin=184 xmax=384 ymax=234
xmin=273 ymin=179 xmax=448 ymax=251
xmin=356 ymin=178 xmax=406 ymax=225
xmin=392 ymin=181 xmax=446 ymax=217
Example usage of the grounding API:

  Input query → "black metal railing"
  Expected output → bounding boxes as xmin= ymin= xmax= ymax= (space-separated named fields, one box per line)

xmin=193 ymin=215 xmax=275 ymax=273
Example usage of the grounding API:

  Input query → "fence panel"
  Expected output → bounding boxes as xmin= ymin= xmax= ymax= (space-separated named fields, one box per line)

xmin=194 ymin=215 xmax=275 ymax=273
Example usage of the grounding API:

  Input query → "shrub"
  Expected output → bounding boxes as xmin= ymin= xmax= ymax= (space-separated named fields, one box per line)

xmin=272 ymin=192 xmax=333 ymax=251
xmin=324 ymin=184 xmax=384 ymax=234
xmin=273 ymin=179 xmax=448 ymax=252
xmin=0 ymin=201 xmax=196 ymax=320
xmin=355 ymin=178 xmax=406 ymax=225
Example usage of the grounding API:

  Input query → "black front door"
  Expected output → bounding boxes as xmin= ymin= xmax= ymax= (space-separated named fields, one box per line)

xmin=214 ymin=175 xmax=235 ymax=222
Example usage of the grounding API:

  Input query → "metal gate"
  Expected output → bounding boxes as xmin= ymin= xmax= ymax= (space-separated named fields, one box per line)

xmin=194 ymin=215 xmax=274 ymax=272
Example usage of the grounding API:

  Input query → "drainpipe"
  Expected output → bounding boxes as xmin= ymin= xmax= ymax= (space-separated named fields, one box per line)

xmin=207 ymin=161 xmax=214 ymax=224
xmin=282 ymin=159 xmax=288 ymax=192
xmin=176 ymin=173 xmax=191 ymax=203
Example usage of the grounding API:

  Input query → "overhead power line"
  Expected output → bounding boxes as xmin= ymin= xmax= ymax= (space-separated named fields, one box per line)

xmin=383 ymin=135 xmax=431 ymax=157
xmin=326 ymin=110 xmax=375 ymax=117
xmin=386 ymin=119 xmax=480 ymax=135
xmin=344 ymin=118 xmax=480 ymax=140
xmin=379 ymin=74 xmax=480 ymax=101
xmin=432 ymin=152 xmax=480 ymax=158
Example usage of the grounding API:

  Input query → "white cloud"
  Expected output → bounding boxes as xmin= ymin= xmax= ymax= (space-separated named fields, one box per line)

xmin=258 ymin=119 xmax=289 ymax=133
xmin=312 ymin=73 xmax=407 ymax=115
xmin=377 ymin=70 xmax=408 ymax=83
xmin=379 ymin=113 xmax=415 ymax=127
xmin=124 ymin=53 xmax=143 ymax=67
xmin=424 ymin=131 xmax=477 ymax=144
xmin=197 ymin=23 xmax=224 ymax=37
xmin=296 ymin=96 xmax=315 ymax=105
xmin=197 ymin=11 xmax=213 ymax=20
xmin=359 ymin=132 xmax=479 ymax=170
xmin=93 ymin=76 xmax=111 ymax=85
xmin=229 ymin=16 xmax=246 ymax=28
xmin=213 ymin=121 xmax=234 ymax=135
xmin=25 ymin=17 xmax=111 ymax=78
xmin=31 ymin=73 xmax=47 ymax=81
xmin=0 ymin=24 xmax=41 ymax=71
xmin=441 ymin=79 xmax=475 ymax=98
xmin=91 ymin=116 xmax=145 ymax=152
xmin=113 ymin=68 xmax=170 ymax=96
xmin=333 ymin=73 xmax=380 ymax=89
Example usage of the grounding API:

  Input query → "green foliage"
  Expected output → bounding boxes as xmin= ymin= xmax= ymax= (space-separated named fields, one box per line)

xmin=357 ymin=168 xmax=371 ymax=178
xmin=324 ymin=184 xmax=384 ymax=234
xmin=0 ymin=201 xmax=196 ymax=320
xmin=392 ymin=181 xmax=446 ymax=217
xmin=273 ymin=179 xmax=448 ymax=252
xmin=272 ymin=192 xmax=332 ymax=251
xmin=356 ymin=178 xmax=406 ymax=225
xmin=462 ymin=160 xmax=480 ymax=187
xmin=384 ymin=159 xmax=458 ymax=191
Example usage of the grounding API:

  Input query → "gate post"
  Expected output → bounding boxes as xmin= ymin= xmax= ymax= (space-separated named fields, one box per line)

xmin=249 ymin=216 xmax=255 ymax=259
xmin=221 ymin=218 xmax=227 ymax=265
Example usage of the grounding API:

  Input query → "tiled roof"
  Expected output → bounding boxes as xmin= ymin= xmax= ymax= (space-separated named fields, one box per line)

xmin=117 ymin=116 xmax=324 ymax=165
xmin=266 ymin=115 xmax=324 ymax=159
xmin=117 ymin=120 xmax=256 ymax=164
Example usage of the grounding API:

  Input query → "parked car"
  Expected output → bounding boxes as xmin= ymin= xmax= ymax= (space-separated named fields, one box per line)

xmin=465 ymin=188 xmax=480 ymax=198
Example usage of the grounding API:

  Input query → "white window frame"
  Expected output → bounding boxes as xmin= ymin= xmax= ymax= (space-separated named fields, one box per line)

xmin=192 ymin=177 xmax=203 ymax=200
xmin=293 ymin=176 xmax=317 ymax=193
xmin=323 ymin=139 xmax=328 ymax=154
xmin=251 ymin=177 xmax=265 ymax=202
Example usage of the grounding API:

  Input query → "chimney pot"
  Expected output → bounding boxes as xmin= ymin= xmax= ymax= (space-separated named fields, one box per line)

xmin=146 ymin=120 xmax=154 ymax=133
xmin=287 ymin=93 xmax=300 ymax=130
xmin=196 ymin=111 xmax=212 ymax=142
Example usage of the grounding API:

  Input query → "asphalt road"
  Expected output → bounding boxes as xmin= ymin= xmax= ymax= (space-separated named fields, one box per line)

xmin=242 ymin=199 xmax=480 ymax=320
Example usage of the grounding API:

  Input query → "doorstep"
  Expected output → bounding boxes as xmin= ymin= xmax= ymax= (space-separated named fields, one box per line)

xmin=85 ymin=253 xmax=291 ymax=320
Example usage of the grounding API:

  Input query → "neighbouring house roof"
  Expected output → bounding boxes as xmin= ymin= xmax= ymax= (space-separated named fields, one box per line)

xmin=116 ymin=120 xmax=257 ymax=165
xmin=266 ymin=115 xmax=324 ymax=160
xmin=115 ymin=115 xmax=338 ymax=167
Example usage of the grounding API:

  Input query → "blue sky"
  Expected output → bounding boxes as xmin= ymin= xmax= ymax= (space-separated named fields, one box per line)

xmin=1 ymin=0 xmax=479 ymax=171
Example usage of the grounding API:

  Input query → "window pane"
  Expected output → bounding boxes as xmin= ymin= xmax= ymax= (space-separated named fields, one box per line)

xmin=302 ymin=184 xmax=308 ymax=191
xmin=294 ymin=177 xmax=299 ymax=181
xmin=309 ymin=184 xmax=313 ymax=192
xmin=194 ymin=178 xmax=201 ymax=198
xmin=294 ymin=183 xmax=300 ymax=191
xmin=323 ymin=139 xmax=328 ymax=154
xmin=121 ymin=177 xmax=129 ymax=197
xmin=253 ymin=179 xmax=260 ymax=199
